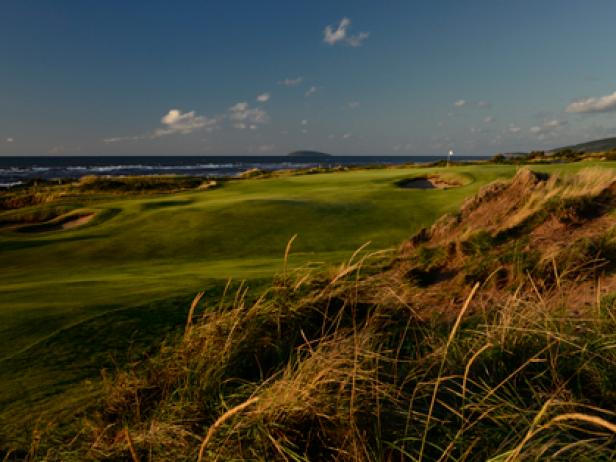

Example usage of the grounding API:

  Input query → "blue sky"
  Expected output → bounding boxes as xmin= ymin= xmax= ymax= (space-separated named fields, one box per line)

xmin=1 ymin=0 xmax=616 ymax=156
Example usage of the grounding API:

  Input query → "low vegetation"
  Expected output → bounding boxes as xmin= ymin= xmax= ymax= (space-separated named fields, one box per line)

xmin=2 ymin=165 xmax=504 ymax=450
xmin=491 ymin=146 xmax=616 ymax=164
xmin=9 ymin=167 xmax=616 ymax=460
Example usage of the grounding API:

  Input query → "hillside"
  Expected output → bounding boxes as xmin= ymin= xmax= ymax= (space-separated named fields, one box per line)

xmin=24 ymin=167 xmax=616 ymax=461
xmin=556 ymin=136 xmax=616 ymax=153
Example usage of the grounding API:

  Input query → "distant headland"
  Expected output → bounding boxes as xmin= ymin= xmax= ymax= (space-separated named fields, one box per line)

xmin=286 ymin=150 xmax=332 ymax=158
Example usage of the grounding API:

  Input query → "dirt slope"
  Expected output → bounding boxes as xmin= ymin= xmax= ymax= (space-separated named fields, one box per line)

xmin=380 ymin=167 xmax=616 ymax=316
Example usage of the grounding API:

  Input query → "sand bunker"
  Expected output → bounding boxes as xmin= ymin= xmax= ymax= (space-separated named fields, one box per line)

xmin=396 ymin=176 xmax=460 ymax=190
xmin=61 ymin=213 xmax=95 ymax=230
xmin=18 ymin=213 xmax=96 ymax=233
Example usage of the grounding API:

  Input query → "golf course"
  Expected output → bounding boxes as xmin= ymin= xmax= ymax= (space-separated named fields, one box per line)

xmin=1 ymin=160 xmax=614 ymax=445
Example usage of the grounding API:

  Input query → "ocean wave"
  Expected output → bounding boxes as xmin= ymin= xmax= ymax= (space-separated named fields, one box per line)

xmin=65 ymin=163 xmax=237 ymax=173
xmin=0 ymin=181 xmax=24 ymax=188
xmin=0 ymin=166 xmax=51 ymax=173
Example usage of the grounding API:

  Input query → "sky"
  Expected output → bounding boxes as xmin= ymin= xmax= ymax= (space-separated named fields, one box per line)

xmin=1 ymin=0 xmax=616 ymax=156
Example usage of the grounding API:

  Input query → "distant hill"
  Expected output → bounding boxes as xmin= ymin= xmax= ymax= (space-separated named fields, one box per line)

xmin=287 ymin=150 xmax=332 ymax=158
xmin=555 ymin=137 xmax=616 ymax=153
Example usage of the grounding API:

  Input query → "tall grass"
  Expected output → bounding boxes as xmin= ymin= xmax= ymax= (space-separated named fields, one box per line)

xmin=16 ymin=167 xmax=616 ymax=461
xmin=29 ymin=255 xmax=616 ymax=461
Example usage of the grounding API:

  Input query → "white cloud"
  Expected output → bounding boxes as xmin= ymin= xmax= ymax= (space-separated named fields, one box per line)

xmin=347 ymin=101 xmax=360 ymax=109
xmin=228 ymin=102 xmax=270 ymax=129
xmin=566 ymin=90 xmax=616 ymax=114
xmin=323 ymin=17 xmax=369 ymax=47
xmin=484 ymin=116 xmax=495 ymax=124
xmin=508 ymin=124 xmax=521 ymax=134
xmin=278 ymin=77 xmax=303 ymax=87
xmin=454 ymin=99 xmax=466 ymax=108
xmin=6 ymin=137 xmax=13 ymax=143
xmin=346 ymin=32 xmax=370 ymax=47
xmin=324 ymin=17 xmax=350 ymax=45
xmin=154 ymin=109 xmax=218 ymax=137
xmin=305 ymin=86 xmax=318 ymax=97
xmin=256 ymin=92 xmax=270 ymax=103
xmin=104 ymin=135 xmax=142 ymax=143
xmin=301 ymin=119 xmax=308 ymax=126
xmin=342 ymin=132 xmax=352 ymax=139
xmin=104 ymin=108 xmax=218 ymax=143
xmin=529 ymin=119 xmax=567 ymax=139
xmin=477 ymin=100 xmax=490 ymax=108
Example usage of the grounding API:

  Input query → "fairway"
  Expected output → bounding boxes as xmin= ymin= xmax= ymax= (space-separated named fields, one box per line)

xmin=0 ymin=161 xmax=612 ymax=437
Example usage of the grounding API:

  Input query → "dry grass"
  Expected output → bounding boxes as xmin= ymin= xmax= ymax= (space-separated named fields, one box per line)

xmin=17 ymin=167 xmax=616 ymax=461
xmin=34 ymin=266 xmax=616 ymax=461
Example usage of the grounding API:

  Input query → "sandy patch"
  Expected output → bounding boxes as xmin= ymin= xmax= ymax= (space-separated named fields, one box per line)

xmin=396 ymin=175 xmax=460 ymax=190
xmin=17 ymin=212 xmax=96 ymax=233
xmin=61 ymin=213 xmax=95 ymax=230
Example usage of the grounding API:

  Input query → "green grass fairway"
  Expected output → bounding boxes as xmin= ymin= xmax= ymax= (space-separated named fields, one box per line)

xmin=0 ymin=161 xmax=613 ymax=439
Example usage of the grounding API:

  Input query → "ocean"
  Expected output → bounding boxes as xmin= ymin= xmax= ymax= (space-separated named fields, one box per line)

xmin=0 ymin=155 xmax=485 ymax=188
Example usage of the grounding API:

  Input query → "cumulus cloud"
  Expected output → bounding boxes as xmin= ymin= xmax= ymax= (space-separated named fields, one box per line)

xmin=323 ymin=17 xmax=369 ymax=47
xmin=347 ymin=101 xmax=360 ymax=109
xmin=347 ymin=32 xmax=370 ymax=47
xmin=154 ymin=109 xmax=218 ymax=137
xmin=342 ymin=132 xmax=352 ymax=139
xmin=508 ymin=124 xmax=521 ymax=134
xmin=324 ymin=17 xmax=350 ymax=45
xmin=256 ymin=92 xmax=270 ymax=103
xmin=104 ymin=135 xmax=142 ymax=143
xmin=305 ymin=86 xmax=318 ymax=97
xmin=278 ymin=77 xmax=303 ymax=87
xmin=6 ymin=137 xmax=13 ymax=143
xmin=228 ymin=102 xmax=269 ymax=129
xmin=454 ymin=99 xmax=466 ymax=108
xmin=566 ymin=90 xmax=616 ymax=114
xmin=301 ymin=119 xmax=308 ymax=126
xmin=529 ymin=119 xmax=567 ymax=139
xmin=104 ymin=109 xmax=218 ymax=143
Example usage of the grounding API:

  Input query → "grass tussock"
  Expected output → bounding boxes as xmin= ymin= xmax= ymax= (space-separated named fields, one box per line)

xmin=76 ymin=175 xmax=207 ymax=193
xmin=10 ymin=167 xmax=616 ymax=461
xmin=32 ymin=278 xmax=616 ymax=459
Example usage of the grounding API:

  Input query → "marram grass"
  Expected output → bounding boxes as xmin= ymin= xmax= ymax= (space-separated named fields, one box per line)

xmin=4 ymin=165 xmax=616 ymax=460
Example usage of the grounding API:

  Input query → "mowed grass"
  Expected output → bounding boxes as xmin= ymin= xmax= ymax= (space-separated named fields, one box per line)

xmin=0 ymin=161 xmax=612 ymax=439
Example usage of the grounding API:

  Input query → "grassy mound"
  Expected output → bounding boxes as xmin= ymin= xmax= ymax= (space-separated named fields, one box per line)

xmin=76 ymin=175 xmax=207 ymax=193
xmin=19 ymin=168 xmax=616 ymax=461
